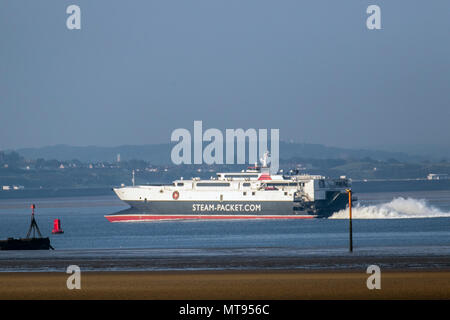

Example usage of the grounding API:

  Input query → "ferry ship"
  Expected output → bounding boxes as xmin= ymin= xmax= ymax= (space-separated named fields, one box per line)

xmin=106 ymin=154 xmax=352 ymax=222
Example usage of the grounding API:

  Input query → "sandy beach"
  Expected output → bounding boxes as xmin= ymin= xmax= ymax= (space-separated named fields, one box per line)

xmin=0 ymin=270 xmax=449 ymax=300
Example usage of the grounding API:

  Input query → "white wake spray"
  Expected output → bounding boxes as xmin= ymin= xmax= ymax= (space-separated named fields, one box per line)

xmin=329 ymin=197 xmax=450 ymax=219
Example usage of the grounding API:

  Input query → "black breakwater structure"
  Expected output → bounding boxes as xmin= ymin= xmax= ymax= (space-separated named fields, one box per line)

xmin=0 ymin=204 xmax=54 ymax=250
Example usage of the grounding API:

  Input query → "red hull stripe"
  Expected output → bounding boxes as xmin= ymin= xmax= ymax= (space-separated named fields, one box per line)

xmin=105 ymin=215 xmax=315 ymax=222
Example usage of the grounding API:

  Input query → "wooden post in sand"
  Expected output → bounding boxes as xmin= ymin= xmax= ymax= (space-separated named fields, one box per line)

xmin=346 ymin=189 xmax=353 ymax=252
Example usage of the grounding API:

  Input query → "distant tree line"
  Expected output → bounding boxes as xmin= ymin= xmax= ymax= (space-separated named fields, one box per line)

xmin=1 ymin=151 xmax=450 ymax=189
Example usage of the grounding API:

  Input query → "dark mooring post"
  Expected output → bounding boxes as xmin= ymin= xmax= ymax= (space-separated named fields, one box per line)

xmin=346 ymin=189 xmax=353 ymax=252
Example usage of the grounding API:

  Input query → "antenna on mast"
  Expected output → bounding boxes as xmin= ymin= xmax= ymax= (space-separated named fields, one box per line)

xmin=260 ymin=151 xmax=270 ymax=168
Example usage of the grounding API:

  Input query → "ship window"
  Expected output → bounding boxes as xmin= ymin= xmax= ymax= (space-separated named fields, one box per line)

xmin=224 ymin=174 xmax=258 ymax=178
xmin=243 ymin=192 xmax=247 ymax=196
xmin=267 ymin=182 xmax=289 ymax=186
xmin=243 ymin=183 xmax=251 ymax=187
xmin=252 ymin=192 xmax=255 ymax=196
xmin=177 ymin=183 xmax=184 ymax=186
xmin=266 ymin=182 xmax=299 ymax=187
xmin=197 ymin=182 xmax=230 ymax=187
xmin=284 ymin=192 xmax=288 ymax=196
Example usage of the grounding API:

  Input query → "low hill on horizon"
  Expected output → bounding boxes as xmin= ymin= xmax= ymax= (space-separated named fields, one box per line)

xmin=11 ymin=142 xmax=422 ymax=164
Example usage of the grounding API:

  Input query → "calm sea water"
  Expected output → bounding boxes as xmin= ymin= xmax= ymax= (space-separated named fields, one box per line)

xmin=0 ymin=181 xmax=449 ymax=271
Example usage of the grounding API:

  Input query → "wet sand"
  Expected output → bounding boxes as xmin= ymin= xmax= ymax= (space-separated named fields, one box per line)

xmin=2 ymin=251 xmax=450 ymax=272
xmin=1 ymin=270 xmax=449 ymax=299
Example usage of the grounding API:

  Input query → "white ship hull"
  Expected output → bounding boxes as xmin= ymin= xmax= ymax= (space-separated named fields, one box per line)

xmin=106 ymin=186 xmax=315 ymax=222
xmin=106 ymin=156 xmax=352 ymax=222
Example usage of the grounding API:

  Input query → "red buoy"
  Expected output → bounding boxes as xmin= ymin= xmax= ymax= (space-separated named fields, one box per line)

xmin=52 ymin=219 xmax=64 ymax=234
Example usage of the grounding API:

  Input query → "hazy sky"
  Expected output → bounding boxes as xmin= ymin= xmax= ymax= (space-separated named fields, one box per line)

xmin=1 ymin=1 xmax=449 ymax=150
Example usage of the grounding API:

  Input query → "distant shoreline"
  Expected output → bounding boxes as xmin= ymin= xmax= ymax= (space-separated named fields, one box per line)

xmin=0 ymin=187 xmax=114 ymax=200
xmin=1 ymin=180 xmax=450 ymax=200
